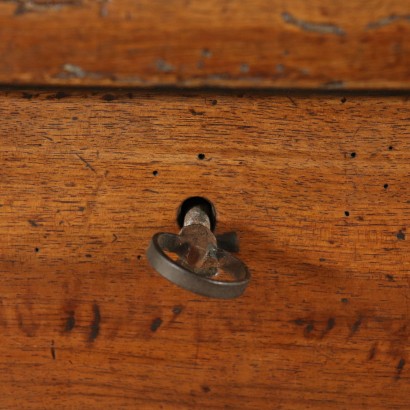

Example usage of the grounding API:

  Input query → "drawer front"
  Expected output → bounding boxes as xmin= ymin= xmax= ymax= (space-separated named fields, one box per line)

xmin=0 ymin=90 xmax=409 ymax=408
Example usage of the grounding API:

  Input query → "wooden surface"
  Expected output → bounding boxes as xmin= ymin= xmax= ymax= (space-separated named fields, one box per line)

xmin=0 ymin=89 xmax=409 ymax=409
xmin=0 ymin=0 xmax=409 ymax=89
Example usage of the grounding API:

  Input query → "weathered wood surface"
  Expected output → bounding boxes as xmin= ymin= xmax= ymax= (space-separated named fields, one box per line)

xmin=0 ymin=89 xmax=409 ymax=408
xmin=0 ymin=1 xmax=409 ymax=89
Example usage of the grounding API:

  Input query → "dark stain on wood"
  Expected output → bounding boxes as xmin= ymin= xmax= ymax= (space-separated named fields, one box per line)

xmin=64 ymin=310 xmax=75 ymax=332
xmin=304 ymin=323 xmax=314 ymax=336
xmin=395 ymin=358 xmax=405 ymax=380
xmin=150 ymin=317 xmax=163 ymax=332
xmin=368 ymin=343 xmax=377 ymax=361
xmin=102 ymin=94 xmax=116 ymax=102
xmin=89 ymin=303 xmax=101 ymax=342
xmin=50 ymin=340 xmax=56 ymax=360
xmin=21 ymin=92 xmax=33 ymax=100
xmin=189 ymin=108 xmax=205 ymax=116
xmin=386 ymin=274 xmax=395 ymax=282
xmin=325 ymin=318 xmax=335 ymax=332
xmin=28 ymin=219 xmax=38 ymax=227
xmin=350 ymin=317 xmax=362 ymax=336
xmin=396 ymin=230 xmax=406 ymax=240
xmin=172 ymin=305 xmax=183 ymax=316
xmin=46 ymin=91 xmax=69 ymax=100
xmin=201 ymin=385 xmax=211 ymax=393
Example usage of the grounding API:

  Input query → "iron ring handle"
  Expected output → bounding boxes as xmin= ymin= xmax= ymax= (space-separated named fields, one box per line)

xmin=147 ymin=232 xmax=250 ymax=299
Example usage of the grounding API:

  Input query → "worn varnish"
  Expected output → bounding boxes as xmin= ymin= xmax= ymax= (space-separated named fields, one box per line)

xmin=0 ymin=90 xmax=409 ymax=409
xmin=0 ymin=0 xmax=409 ymax=89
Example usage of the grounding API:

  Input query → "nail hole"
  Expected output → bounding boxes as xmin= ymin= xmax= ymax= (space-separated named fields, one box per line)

xmin=211 ymin=99 xmax=217 ymax=106
xmin=35 ymin=247 xmax=40 ymax=253
xmin=344 ymin=211 xmax=350 ymax=217
xmin=152 ymin=170 xmax=158 ymax=176
xmin=341 ymin=97 xmax=347 ymax=103
xmin=177 ymin=196 xmax=216 ymax=231
xmin=350 ymin=152 xmax=356 ymax=158
xmin=388 ymin=146 xmax=393 ymax=151
xmin=197 ymin=153 xmax=205 ymax=160
xmin=137 ymin=255 xmax=142 ymax=260
xmin=384 ymin=183 xmax=389 ymax=189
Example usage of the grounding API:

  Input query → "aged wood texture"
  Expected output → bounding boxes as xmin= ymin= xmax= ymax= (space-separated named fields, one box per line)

xmin=0 ymin=0 xmax=409 ymax=89
xmin=0 ymin=89 xmax=409 ymax=409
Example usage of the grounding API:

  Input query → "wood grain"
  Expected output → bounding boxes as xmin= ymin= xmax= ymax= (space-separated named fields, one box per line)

xmin=0 ymin=0 xmax=409 ymax=89
xmin=0 ymin=89 xmax=409 ymax=409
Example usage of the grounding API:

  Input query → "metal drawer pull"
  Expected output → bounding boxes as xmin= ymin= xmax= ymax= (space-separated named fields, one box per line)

xmin=146 ymin=204 xmax=250 ymax=299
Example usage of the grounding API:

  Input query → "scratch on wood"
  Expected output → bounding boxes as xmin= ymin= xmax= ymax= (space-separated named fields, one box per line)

xmin=11 ymin=0 xmax=83 ymax=15
xmin=155 ymin=59 xmax=175 ymax=73
xmin=323 ymin=80 xmax=345 ymax=89
xmin=282 ymin=12 xmax=345 ymax=35
xmin=367 ymin=15 xmax=410 ymax=30
xmin=287 ymin=96 xmax=298 ymax=107
xmin=55 ymin=64 xmax=109 ymax=81
xmin=75 ymin=153 xmax=96 ymax=173
xmin=59 ymin=64 xmax=86 ymax=79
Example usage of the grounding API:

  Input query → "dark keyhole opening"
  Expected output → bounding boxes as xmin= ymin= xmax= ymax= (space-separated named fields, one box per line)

xmin=177 ymin=196 xmax=217 ymax=231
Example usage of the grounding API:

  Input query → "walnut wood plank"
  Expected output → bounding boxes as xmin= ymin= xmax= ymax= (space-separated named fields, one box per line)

xmin=0 ymin=89 xmax=409 ymax=409
xmin=0 ymin=0 xmax=409 ymax=88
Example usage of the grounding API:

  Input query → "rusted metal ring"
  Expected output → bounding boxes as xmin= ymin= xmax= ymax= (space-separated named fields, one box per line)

xmin=147 ymin=233 xmax=250 ymax=299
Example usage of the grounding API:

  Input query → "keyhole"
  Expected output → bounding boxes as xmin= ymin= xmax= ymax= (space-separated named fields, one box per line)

xmin=177 ymin=197 xmax=217 ymax=231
